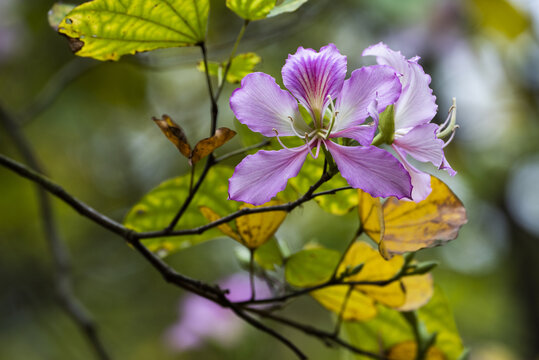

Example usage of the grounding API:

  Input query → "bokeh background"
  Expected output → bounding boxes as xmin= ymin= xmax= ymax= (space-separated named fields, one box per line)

xmin=1 ymin=0 xmax=539 ymax=359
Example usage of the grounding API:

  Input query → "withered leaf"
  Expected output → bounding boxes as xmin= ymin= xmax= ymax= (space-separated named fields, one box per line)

xmin=190 ymin=127 xmax=236 ymax=165
xmin=359 ymin=176 xmax=467 ymax=259
xmin=153 ymin=115 xmax=191 ymax=158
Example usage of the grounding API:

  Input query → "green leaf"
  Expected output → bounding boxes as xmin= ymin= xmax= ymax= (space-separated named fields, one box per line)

xmin=197 ymin=52 xmax=262 ymax=84
xmin=48 ymin=3 xmax=76 ymax=30
xmin=288 ymin=156 xmax=357 ymax=215
xmin=254 ymin=237 xmax=283 ymax=270
xmin=58 ymin=0 xmax=209 ymax=61
xmin=372 ymin=105 xmax=395 ymax=146
xmin=226 ymin=0 xmax=277 ymax=20
xmin=343 ymin=286 xmax=464 ymax=360
xmin=419 ymin=286 xmax=464 ymax=360
xmin=285 ymin=247 xmax=340 ymax=287
xmin=268 ymin=0 xmax=308 ymax=17
xmin=124 ymin=166 xmax=237 ymax=256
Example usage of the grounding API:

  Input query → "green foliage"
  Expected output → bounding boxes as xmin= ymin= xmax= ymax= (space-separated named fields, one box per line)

xmin=372 ymin=105 xmax=395 ymax=146
xmin=254 ymin=238 xmax=284 ymax=270
xmin=289 ymin=156 xmax=358 ymax=215
xmin=197 ymin=52 xmax=262 ymax=84
xmin=124 ymin=166 xmax=236 ymax=255
xmin=57 ymin=0 xmax=209 ymax=61
xmin=343 ymin=286 xmax=464 ymax=360
xmin=285 ymin=247 xmax=340 ymax=287
xmin=226 ymin=0 xmax=277 ymax=21
xmin=268 ymin=0 xmax=308 ymax=17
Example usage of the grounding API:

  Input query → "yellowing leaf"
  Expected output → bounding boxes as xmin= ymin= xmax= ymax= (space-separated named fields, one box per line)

xmin=339 ymin=242 xmax=405 ymax=308
xmin=388 ymin=341 xmax=446 ymax=360
xmin=190 ymin=127 xmax=236 ymax=165
xmin=397 ymin=274 xmax=434 ymax=312
xmin=200 ymin=201 xmax=286 ymax=249
xmin=360 ymin=177 xmax=467 ymax=259
xmin=58 ymin=0 xmax=209 ymax=61
xmin=285 ymin=247 xmax=340 ymax=287
xmin=226 ymin=0 xmax=276 ymax=20
xmin=236 ymin=201 xmax=286 ymax=248
xmin=312 ymin=285 xmax=377 ymax=322
xmin=267 ymin=0 xmax=308 ymax=17
xmin=471 ymin=0 xmax=531 ymax=39
xmin=48 ymin=3 xmax=76 ymax=31
xmin=153 ymin=114 xmax=191 ymax=158
xmin=197 ymin=53 xmax=262 ymax=84
xmin=311 ymin=242 xmax=407 ymax=321
xmin=199 ymin=206 xmax=241 ymax=242
xmin=358 ymin=189 xmax=384 ymax=247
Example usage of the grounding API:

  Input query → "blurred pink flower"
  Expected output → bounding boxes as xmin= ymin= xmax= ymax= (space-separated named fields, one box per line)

xmin=164 ymin=273 xmax=271 ymax=352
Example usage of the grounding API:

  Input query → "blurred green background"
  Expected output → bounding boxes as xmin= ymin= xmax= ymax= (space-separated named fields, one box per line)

xmin=1 ymin=0 xmax=539 ymax=359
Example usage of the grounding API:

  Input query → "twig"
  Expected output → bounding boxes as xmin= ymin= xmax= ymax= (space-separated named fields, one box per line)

xmin=246 ymin=308 xmax=387 ymax=360
xmin=0 ymin=105 xmax=111 ymax=360
xmin=214 ymin=139 xmax=271 ymax=163
xmin=214 ymin=19 xmax=249 ymax=102
xmin=199 ymin=43 xmax=219 ymax=135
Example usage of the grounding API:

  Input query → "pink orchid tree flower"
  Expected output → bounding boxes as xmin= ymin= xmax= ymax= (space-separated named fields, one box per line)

xmin=228 ymin=44 xmax=413 ymax=205
xmin=164 ymin=273 xmax=271 ymax=352
xmin=363 ymin=42 xmax=457 ymax=202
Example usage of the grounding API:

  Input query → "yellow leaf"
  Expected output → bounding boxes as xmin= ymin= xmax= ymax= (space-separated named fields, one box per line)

xmin=312 ymin=242 xmax=407 ymax=320
xmin=190 ymin=127 xmax=236 ymax=165
xmin=360 ymin=177 xmax=467 ymax=259
xmin=397 ymin=273 xmax=434 ymax=312
xmin=153 ymin=114 xmax=191 ymax=158
xmin=311 ymin=285 xmax=377 ymax=322
xmin=199 ymin=206 xmax=242 ymax=242
xmin=236 ymin=201 xmax=286 ymax=249
xmin=339 ymin=242 xmax=405 ymax=308
xmin=388 ymin=341 xmax=446 ymax=360
xmin=358 ymin=189 xmax=388 ymax=256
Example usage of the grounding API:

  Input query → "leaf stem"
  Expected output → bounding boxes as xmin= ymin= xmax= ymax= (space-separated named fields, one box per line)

xmin=249 ymin=248 xmax=256 ymax=301
xmin=215 ymin=19 xmax=250 ymax=102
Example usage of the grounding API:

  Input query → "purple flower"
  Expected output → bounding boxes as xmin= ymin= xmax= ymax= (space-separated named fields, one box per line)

xmin=363 ymin=42 xmax=456 ymax=201
xmin=228 ymin=44 xmax=412 ymax=205
xmin=164 ymin=273 xmax=271 ymax=352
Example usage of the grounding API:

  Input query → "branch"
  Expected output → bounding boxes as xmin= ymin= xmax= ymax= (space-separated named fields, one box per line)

xmin=214 ymin=139 xmax=271 ymax=163
xmin=0 ymin=106 xmax=111 ymax=360
xmin=136 ymin=170 xmax=335 ymax=239
xmin=246 ymin=308 xmax=387 ymax=360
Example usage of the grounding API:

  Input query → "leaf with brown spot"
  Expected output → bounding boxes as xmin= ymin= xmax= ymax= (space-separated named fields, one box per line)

xmin=359 ymin=177 xmax=467 ymax=259
xmin=190 ymin=127 xmax=237 ymax=165
xmin=153 ymin=115 xmax=191 ymax=158
xmin=236 ymin=201 xmax=286 ymax=248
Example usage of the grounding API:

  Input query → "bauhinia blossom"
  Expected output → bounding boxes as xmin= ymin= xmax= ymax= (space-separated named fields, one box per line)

xmin=363 ymin=43 xmax=457 ymax=201
xmin=228 ymin=44 xmax=412 ymax=205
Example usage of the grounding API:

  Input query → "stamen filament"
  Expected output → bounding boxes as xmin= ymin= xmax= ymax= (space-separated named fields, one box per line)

xmin=437 ymin=98 xmax=457 ymax=139
xmin=288 ymin=116 xmax=307 ymax=138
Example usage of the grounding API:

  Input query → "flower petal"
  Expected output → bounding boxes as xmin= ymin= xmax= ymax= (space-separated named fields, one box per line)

xmin=363 ymin=42 xmax=437 ymax=130
xmin=229 ymin=72 xmax=308 ymax=137
xmin=393 ymin=123 xmax=444 ymax=167
xmin=441 ymin=156 xmax=456 ymax=176
xmin=325 ymin=141 xmax=412 ymax=199
xmin=392 ymin=145 xmax=432 ymax=202
xmin=333 ymin=65 xmax=401 ymax=132
xmin=282 ymin=44 xmax=346 ymax=120
xmin=228 ymin=147 xmax=310 ymax=205
xmin=329 ymin=125 xmax=376 ymax=146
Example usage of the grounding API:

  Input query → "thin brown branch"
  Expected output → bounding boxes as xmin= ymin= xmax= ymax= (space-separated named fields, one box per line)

xmin=246 ymin=308 xmax=387 ymax=360
xmin=0 ymin=105 xmax=111 ymax=360
xmin=214 ymin=139 xmax=271 ymax=163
